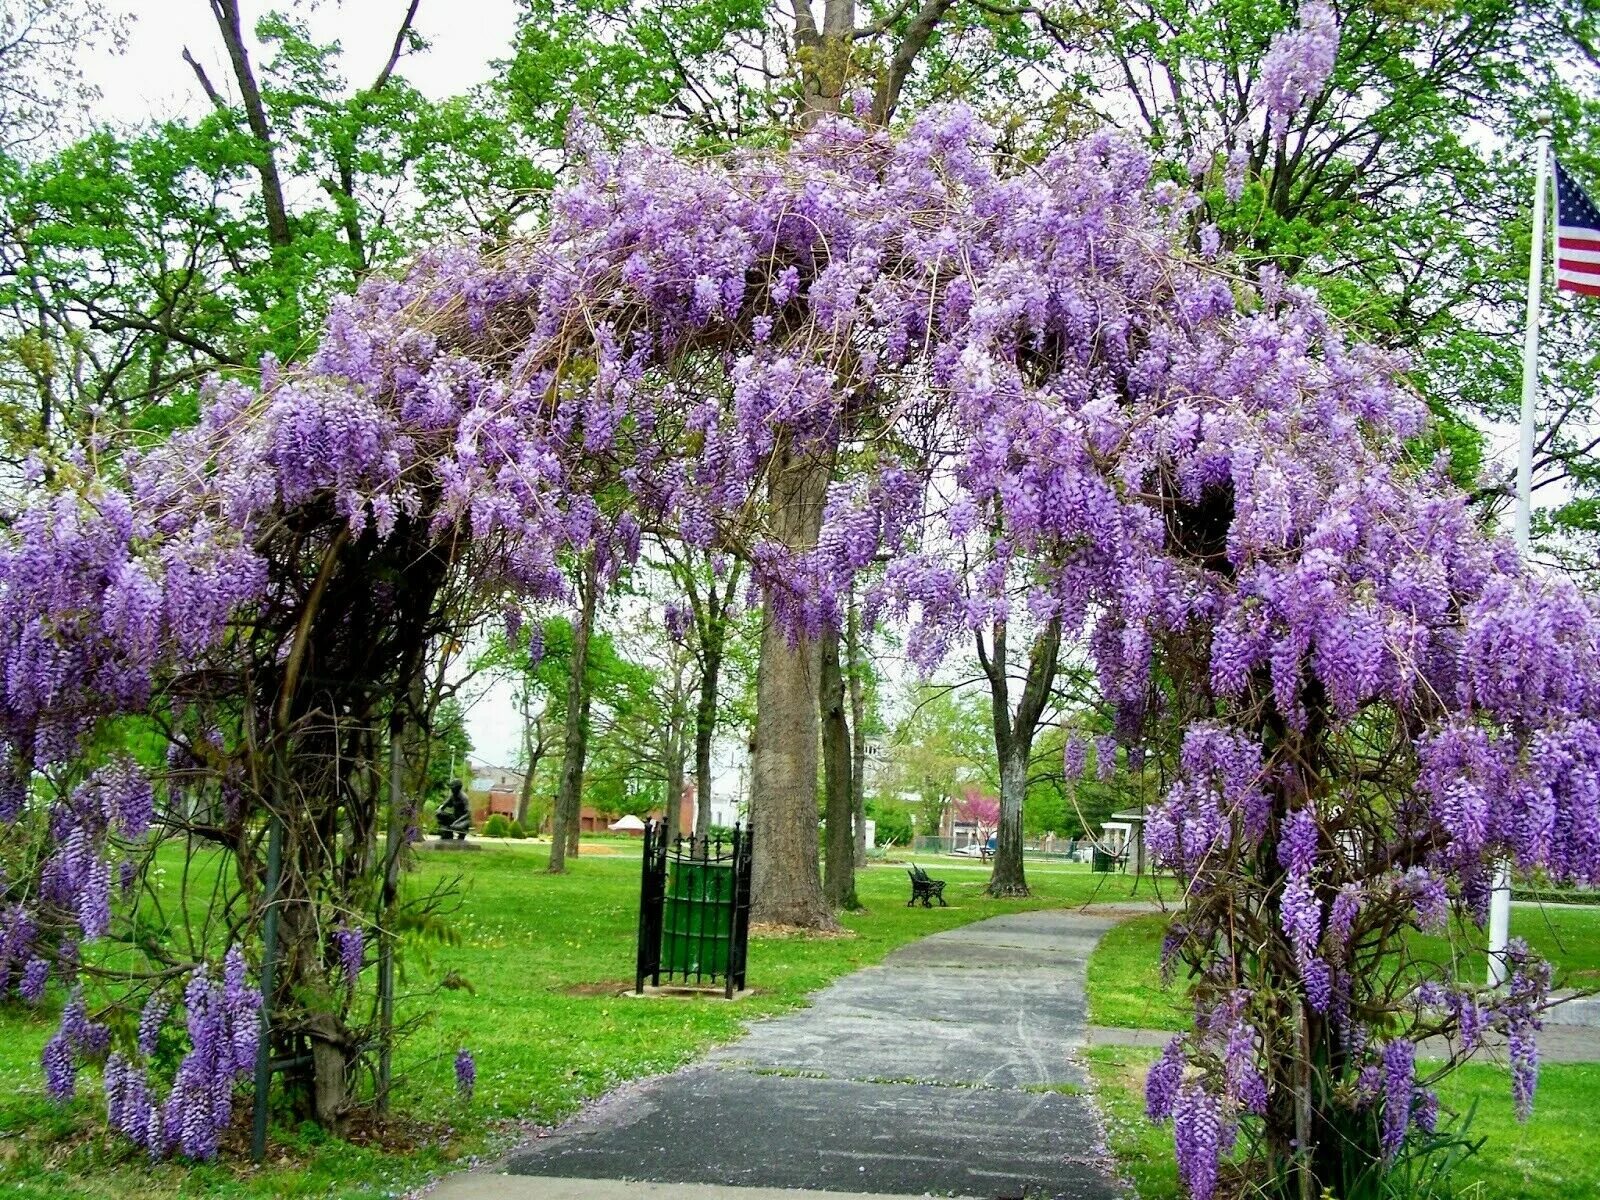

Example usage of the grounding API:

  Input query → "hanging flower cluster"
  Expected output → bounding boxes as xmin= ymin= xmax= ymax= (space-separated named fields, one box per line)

xmin=1259 ymin=2 xmax=1340 ymax=142
xmin=332 ymin=923 xmax=364 ymax=988
xmin=102 ymin=947 xmax=260 ymax=1160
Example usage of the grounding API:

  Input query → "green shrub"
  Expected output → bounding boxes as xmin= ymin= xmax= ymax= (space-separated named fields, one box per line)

xmin=508 ymin=819 xmax=527 ymax=839
xmin=483 ymin=814 xmax=511 ymax=838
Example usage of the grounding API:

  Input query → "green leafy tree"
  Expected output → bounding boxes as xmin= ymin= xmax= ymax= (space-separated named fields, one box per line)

xmin=887 ymin=683 xmax=991 ymax=838
xmin=0 ymin=3 xmax=542 ymax=463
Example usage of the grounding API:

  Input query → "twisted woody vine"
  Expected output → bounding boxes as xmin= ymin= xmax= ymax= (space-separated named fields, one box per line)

xmin=0 ymin=5 xmax=1591 ymax=1195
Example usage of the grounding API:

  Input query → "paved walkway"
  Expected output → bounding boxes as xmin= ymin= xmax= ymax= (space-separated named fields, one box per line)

xmin=433 ymin=910 xmax=1126 ymax=1200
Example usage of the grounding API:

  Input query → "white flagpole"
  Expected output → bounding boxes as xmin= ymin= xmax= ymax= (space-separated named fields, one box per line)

xmin=1490 ymin=113 xmax=1553 ymax=988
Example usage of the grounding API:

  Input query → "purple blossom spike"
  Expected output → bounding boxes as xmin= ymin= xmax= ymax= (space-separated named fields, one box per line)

xmin=333 ymin=923 xmax=364 ymax=987
xmin=1064 ymin=735 xmax=1087 ymax=781
xmin=1258 ymin=3 xmax=1340 ymax=142
xmin=138 ymin=993 xmax=169 ymax=1058
xmin=456 ymin=1048 xmax=476 ymax=1102
xmin=1172 ymin=1082 xmax=1223 ymax=1200
xmin=1146 ymin=1036 xmax=1185 ymax=1120
xmin=19 ymin=956 xmax=48 ymax=1004
xmin=1095 ymin=735 xmax=1117 ymax=782
xmin=42 ymin=1031 xmax=75 ymax=1101
xmin=1380 ymin=1038 xmax=1415 ymax=1161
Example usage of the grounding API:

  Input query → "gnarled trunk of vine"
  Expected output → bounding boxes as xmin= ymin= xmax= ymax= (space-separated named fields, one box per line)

xmin=257 ymin=506 xmax=450 ymax=1128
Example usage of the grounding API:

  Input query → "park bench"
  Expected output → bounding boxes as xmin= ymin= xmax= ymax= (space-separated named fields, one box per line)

xmin=906 ymin=864 xmax=948 ymax=907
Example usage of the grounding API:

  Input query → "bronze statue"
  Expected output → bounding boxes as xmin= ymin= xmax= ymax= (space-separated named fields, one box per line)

xmin=434 ymin=780 xmax=471 ymax=841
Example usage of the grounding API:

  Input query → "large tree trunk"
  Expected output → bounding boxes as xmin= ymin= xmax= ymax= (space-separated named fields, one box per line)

xmin=750 ymin=439 xmax=838 ymax=928
xmin=847 ymin=595 xmax=868 ymax=868
xmin=992 ymin=740 xmax=1030 ymax=896
xmin=821 ymin=626 xmax=856 ymax=909
xmin=666 ymin=741 xmax=685 ymax=843
xmin=747 ymin=12 xmax=846 ymax=927
xmin=793 ymin=0 xmax=855 ymax=122
xmin=549 ymin=555 xmax=598 ymax=873
xmin=565 ymin=688 xmax=588 ymax=857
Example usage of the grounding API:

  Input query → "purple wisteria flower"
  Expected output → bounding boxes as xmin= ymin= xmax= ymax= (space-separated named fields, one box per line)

xmin=1146 ymin=1036 xmax=1185 ymax=1120
xmin=332 ymin=923 xmax=364 ymax=988
xmin=1259 ymin=2 xmax=1340 ymax=142
xmin=138 ymin=993 xmax=168 ymax=1058
xmin=19 ymin=956 xmax=48 ymax=1004
xmin=1380 ymin=1038 xmax=1415 ymax=1161
xmin=455 ymin=1048 xmax=476 ymax=1102
xmin=1094 ymin=736 xmax=1117 ymax=782
xmin=1064 ymin=735 xmax=1087 ymax=781
xmin=42 ymin=1032 xmax=75 ymax=1101
xmin=1172 ymin=1082 xmax=1224 ymax=1200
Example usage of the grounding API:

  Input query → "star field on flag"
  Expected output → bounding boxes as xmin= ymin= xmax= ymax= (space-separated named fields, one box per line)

xmin=1555 ymin=158 xmax=1600 ymax=297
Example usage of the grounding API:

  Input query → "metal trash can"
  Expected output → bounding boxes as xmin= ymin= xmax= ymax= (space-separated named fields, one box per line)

xmin=1092 ymin=847 xmax=1116 ymax=873
xmin=637 ymin=822 xmax=753 ymax=997
xmin=662 ymin=857 xmax=735 ymax=977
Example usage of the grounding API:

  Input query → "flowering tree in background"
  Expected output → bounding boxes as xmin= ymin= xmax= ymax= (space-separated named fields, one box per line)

xmin=954 ymin=788 xmax=1000 ymax=844
xmin=0 ymin=62 xmax=1595 ymax=1198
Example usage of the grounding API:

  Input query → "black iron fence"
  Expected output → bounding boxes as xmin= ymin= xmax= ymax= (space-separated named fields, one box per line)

xmin=635 ymin=820 xmax=752 ymax=998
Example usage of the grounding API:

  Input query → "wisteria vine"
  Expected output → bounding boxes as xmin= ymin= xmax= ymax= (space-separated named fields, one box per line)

xmin=0 ymin=19 xmax=1588 ymax=1187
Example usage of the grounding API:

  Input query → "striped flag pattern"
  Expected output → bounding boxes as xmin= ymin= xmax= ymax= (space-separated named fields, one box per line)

xmin=1556 ymin=157 xmax=1600 ymax=298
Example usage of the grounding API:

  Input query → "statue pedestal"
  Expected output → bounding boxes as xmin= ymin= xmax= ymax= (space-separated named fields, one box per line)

xmin=419 ymin=839 xmax=482 ymax=852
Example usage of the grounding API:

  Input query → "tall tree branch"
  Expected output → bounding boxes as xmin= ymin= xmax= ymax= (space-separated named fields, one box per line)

xmin=371 ymin=0 xmax=422 ymax=94
xmin=205 ymin=0 xmax=292 ymax=249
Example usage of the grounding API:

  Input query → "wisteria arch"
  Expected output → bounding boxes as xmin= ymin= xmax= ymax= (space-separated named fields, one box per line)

xmin=1 ymin=105 xmax=1596 ymax=1196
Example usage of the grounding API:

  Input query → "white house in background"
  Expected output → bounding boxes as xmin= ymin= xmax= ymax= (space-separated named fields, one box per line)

xmin=704 ymin=739 xmax=748 ymax=831
xmin=469 ymin=761 xmax=523 ymax=793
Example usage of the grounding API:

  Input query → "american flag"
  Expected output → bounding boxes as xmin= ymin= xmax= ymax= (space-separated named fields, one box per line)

xmin=1556 ymin=157 xmax=1600 ymax=298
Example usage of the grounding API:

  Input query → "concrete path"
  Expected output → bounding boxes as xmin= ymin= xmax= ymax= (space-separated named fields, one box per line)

xmin=433 ymin=910 xmax=1126 ymax=1200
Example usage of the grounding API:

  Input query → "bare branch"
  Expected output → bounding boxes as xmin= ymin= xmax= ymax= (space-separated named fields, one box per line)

xmin=371 ymin=0 xmax=422 ymax=94
xmin=181 ymin=47 xmax=227 ymax=111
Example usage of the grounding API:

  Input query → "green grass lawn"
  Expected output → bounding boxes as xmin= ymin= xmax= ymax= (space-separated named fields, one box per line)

xmin=1087 ymin=1045 xmax=1600 ymax=1200
xmin=1087 ymin=903 xmax=1600 ymax=1033
xmin=0 ymin=844 xmax=1141 ymax=1199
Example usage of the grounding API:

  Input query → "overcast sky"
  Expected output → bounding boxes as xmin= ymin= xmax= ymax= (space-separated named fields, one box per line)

xmin=86 ymin=1 xmax=519 ymax=125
